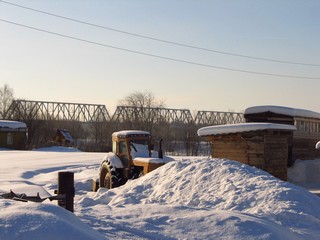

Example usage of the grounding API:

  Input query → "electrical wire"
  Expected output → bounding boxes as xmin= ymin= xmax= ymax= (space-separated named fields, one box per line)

xmin=1 ymin=19 xmax=319 ymax=80
xmin=1 ymin=0 xmax=319 ymax=67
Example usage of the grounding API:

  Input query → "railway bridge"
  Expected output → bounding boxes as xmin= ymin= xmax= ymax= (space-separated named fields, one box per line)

xmin=5 ymin=100 xmax=244 ymax=126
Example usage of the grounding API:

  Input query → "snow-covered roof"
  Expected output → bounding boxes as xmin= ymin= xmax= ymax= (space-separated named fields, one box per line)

xmin=0 ymin=120 xmax=27 ymax=129
xmin=197 ymin=123 xmax=296 ymax=137
xmin=244 ymin=105 xmax=320 ymax=119
xmin=58 ymin=129 xmax=74 ymax=142
xmin=112 ymin=130 xmax=150 ymax=137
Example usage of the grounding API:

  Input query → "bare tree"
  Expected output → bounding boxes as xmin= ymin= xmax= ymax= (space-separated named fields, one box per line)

xmin=0 ymin=84 xmax=14 ymax=119
xmin=119 ymin=91 xmax=165 ymax=108
xmin=118 ymin=91 xmax=165 ymax=131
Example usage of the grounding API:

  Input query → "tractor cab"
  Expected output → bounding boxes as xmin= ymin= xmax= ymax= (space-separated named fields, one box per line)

xmin=112 ymin=130 xmax=152 ymax=171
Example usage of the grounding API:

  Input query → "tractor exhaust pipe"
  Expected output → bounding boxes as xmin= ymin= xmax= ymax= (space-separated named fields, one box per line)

xmin=158 ymin=139 xmax=163 ymax=159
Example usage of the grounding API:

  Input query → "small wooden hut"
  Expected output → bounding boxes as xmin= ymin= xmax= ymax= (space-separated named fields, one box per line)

xmin=198 ymin=123 xmax=296 ymax=181
xmin=52 ymin=129 xmax=74 ymax=146
xmin=0 ymin=120 xmax=28 ymax=150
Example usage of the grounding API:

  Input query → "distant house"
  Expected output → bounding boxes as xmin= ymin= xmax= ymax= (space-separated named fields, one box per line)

xmin=0 ymin=120 xmax=28 ymax=150
xmin=52 ymin=129 xmax=74 ymax=146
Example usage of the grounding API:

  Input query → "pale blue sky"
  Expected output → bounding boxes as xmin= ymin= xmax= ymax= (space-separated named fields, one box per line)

xmin=1 ymin=0 xmax=320 ymax=113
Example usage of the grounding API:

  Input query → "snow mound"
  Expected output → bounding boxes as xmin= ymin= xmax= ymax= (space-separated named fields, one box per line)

xmin=288 ymin=159 xmax=320 ymax=186
xmin=0 ymin=200 xmax=105 ymax=240
xmin=91 ymin=158 xmax=320 ymax=237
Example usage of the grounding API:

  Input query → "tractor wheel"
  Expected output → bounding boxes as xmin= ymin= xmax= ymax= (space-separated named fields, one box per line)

xmin=99 ymin=163 xmax=122 ymax=189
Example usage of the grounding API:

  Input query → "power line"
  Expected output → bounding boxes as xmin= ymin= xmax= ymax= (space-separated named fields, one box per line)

xmin=1 ymin=18 xmax=319 ymax=80
xmin=1 ymin=0 xmax=319 ymax=67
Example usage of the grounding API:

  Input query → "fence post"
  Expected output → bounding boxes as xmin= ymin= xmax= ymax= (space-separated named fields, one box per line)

xmin=57 ymin=171 xmax=75 ymax=212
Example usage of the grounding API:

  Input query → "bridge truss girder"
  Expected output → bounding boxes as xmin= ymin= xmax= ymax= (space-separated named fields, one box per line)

xmin=6 ymin=100 xmax=111 ymax=122
xmin=194 ymin=111 xmax=245 ymax=126
xmin=112 ymin=106 xmax=194 ymax=124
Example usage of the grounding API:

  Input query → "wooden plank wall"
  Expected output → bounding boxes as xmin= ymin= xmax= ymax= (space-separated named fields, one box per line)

xmin=208 ymin=130 xmax=290 ymax=181
xmin=263 ymin=132 xmax=289 ymax=181
xmin=0 ymin=131 xmax=27 ymax=150
xmin=293 ymin=137 xmax=320 ymax=160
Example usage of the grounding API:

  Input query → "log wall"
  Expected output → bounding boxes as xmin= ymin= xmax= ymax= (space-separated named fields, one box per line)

xmin=207 ymin=130 xmax=291 ymax=181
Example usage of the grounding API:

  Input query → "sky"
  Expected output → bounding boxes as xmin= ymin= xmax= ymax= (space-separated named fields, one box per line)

xmin=1 ymin=0 xmax=320 ymax=114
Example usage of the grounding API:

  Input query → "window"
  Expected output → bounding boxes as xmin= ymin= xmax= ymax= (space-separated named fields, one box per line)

xmin=112 ymin=141 xmax=117 ymax=153
xmin=7 ymin=133 xmax=13 ymax=145
xmin=299 ymin=121 xmax=305 ymax=131
xmin=119 ymin=141 xmax=127 ymax=154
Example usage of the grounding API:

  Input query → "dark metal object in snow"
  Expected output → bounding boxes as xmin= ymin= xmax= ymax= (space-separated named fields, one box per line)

xmin=56 ymin=171 xmax=75 ymax=212
xmin=0 ymin=171 xmax=75 ymax=212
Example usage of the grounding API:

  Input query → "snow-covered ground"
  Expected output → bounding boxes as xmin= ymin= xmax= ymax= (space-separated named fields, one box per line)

xmin=0 ymin=147 xmax=320 ymax=240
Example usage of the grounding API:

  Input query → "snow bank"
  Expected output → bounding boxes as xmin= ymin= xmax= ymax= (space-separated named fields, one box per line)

xmin=1 ymin=151 xmax=320 ymax=239
xmin=0 ymin=200 xmax=105 ymax=240
xmin=86 ymin=158 xmax=320 ymax=239
xmin=288 ymin=159 xmax=320 ymax=191
xmin=33 ymin=146 xmax=81 ymax=152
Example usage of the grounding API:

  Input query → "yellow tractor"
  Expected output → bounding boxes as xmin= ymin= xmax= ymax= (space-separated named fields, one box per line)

xmin=93 ymin=130 xmax=171 ymax=190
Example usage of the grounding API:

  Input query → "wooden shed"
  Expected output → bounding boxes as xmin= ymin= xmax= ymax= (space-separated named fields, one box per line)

xmin=0 ymin=120 xmax=28 ymax=150
xmin=198 ymin=123 xmax=296 ymax=181
xmin=52 ymin=129 xmax=74 ymax=146
xmin=244 ymin=105 xmax=320 ymax=163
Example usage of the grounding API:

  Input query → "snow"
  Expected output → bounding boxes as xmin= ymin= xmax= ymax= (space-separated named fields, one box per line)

xmin=197 ymin=122 xmax=296 ymax=136
xmin=112 ymin=130 xmax=150 ymax=137
xmin=244 ymin=105 xmax=320 ymax=119
xmin=133 ymin=156 xmax=172 ymax=164
xmin=1 ymin=148 xmax=320 ymax=239
xmin=58 ymin=129 xmax=74 ymax=143
xmin=0 ymin=120 xmax=27 ymax=129
xmin=101 ymin=152 xmax=123 ymax=168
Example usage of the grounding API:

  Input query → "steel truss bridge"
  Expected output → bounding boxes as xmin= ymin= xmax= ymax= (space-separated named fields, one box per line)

xmin=6 ymin=100 xmax=244 ymax=125
xmin=6 ymin=100 xmax=111 ymax=122
xmin=112 ymin=106 xmax=194 ymax=124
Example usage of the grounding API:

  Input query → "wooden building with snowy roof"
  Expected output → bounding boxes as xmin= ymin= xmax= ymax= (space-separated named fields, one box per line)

xmin=0 ymin=120 xmax=28 ymax=150
xmin=244 ymin=105 xmax=320 ymax=164
xmin=52 ymin=129 xmax=74 ymax=146
xmin=198 ymin=123 xmax=296 ymax=181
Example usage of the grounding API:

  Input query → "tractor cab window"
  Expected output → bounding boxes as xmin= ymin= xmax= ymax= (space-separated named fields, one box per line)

xmin=119 ymin=141 xmax=127 ymax=154
xmin=130 ymin=140 xmax=150 ymax=158
xmin=112 ymin=141 xmax=117 ymax=153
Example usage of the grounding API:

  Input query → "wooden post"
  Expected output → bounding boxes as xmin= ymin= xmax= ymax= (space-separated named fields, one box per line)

xmin=57 ymin=172 xmax=75 ymax=212
xmin=158 ymin=139 xmax=163 ymax=159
